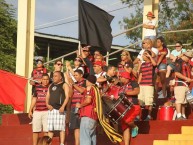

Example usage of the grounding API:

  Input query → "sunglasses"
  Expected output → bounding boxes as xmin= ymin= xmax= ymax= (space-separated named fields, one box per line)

xmin=175 ymin=45 xmax=181 ymax=47
xmin=56 ymin=63 xmax=63 ymax=66
xmin=36 ymin=61 xmax=42 ymax=64
xmin=74 ymin=58 xmax=81 ymax=62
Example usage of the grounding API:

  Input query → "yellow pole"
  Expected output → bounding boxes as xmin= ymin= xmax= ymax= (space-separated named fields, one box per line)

xmin=16 ymin=0 xmax=35 ymax=113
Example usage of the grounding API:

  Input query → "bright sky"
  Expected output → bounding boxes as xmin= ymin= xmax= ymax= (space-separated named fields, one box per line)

xmin=5 ymin=0 xmax=135 ymax=46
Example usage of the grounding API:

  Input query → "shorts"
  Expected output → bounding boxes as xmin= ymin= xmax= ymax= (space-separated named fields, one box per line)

xmin=32 ymin=111 xmax=48 ymax=132
xmin=69 ymin=108 xmax=81 ymax=130
xmin=144 ymin=36 xmax=156 ymax=41
xmin=174 ymin=86 xmax=189 ymax=104
xmin=158 ymin=63 xmax=167 ymax=70
xmin=168 ymin=63 xmax=175 ymax=70
xmin=121 ymin=105 xmax=141 ymax=131
xmin=47 ymin=109 xmax=66 ymax=131
xmin=138 ymin=86 xmax=154 ymax=106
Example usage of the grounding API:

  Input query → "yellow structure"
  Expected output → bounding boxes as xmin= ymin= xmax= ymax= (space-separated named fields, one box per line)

xmin=16 ymin=0 xmax=35 ymax=112
xmin=154 ymin=126 xmax=193 ymax=145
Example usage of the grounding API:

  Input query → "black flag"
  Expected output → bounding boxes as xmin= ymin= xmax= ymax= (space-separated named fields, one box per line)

xmin=79 ymin=0 xmax=114 ymax=52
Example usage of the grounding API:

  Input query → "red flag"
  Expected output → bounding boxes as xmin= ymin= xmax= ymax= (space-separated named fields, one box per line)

xmin=0 ymin=70 xmax=28 ymax=111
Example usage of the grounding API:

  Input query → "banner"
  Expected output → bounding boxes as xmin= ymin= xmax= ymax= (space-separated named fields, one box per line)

xmin=0 ymin=70 xmax=27 ymax=111
xmin=79 ymin=0 xmax=114 ymax=52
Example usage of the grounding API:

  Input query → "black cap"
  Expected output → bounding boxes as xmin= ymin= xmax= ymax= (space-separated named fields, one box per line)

xmin=86 ymin=75 xmax=96 ymax=84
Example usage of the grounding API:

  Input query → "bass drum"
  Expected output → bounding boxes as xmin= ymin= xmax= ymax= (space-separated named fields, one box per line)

xmin=159 ymin=106 xmax=175 ymax=121
xmin=103 ymin=93 xmax=133 ymax=124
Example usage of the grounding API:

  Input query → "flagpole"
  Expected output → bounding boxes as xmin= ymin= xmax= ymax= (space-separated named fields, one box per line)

xmin=106 ymin=51 xmax=109 ymax=66
xmin=78 ymin=0 xmax=80 ymax=47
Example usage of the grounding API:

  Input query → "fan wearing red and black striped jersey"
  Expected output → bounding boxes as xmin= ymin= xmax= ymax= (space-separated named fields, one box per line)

xmin=138 ymin=50 xmax=157 ymax=121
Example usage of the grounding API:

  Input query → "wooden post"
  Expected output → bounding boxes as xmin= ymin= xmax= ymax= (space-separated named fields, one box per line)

xmin=47 ymin=43 xmax=50 ymax=68
xmin=16 ymin=0 xmax=35 ymax=113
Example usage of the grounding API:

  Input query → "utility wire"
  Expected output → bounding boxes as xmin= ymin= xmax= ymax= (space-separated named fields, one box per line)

xmin=35 ymin=20 xmax=78 ymax=30
xmin=35 ymin=5 xmax=129 ymax=30
xmin=35 ymin=1 xmax=123 ymax=28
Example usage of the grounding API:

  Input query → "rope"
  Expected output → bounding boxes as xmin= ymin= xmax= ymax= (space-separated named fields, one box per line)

xmin=92 ymin=86 xmax=123 ymax=143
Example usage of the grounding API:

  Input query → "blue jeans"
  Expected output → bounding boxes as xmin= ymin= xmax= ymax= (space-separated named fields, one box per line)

xmin=80 ymin=117 xmax=97 ymax=145
xmin=158 ymin=63 xmax=167 ymax=70
xmin=144 ymin=36 xmax=156 ymax=41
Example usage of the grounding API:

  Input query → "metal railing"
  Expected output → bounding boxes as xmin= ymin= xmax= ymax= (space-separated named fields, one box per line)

xmin=43 ymin=24 xmax=143 ymax=65
xmin=43 ymin=26 xmax=193 ymax=65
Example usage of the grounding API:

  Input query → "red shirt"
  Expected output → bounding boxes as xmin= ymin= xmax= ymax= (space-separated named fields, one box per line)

xmin=157 ymin=47 xmax=168 ymax=64
xmin=118 ymin=61 xmax=133 ymax=73
xmin=119 ymin=81 xmax=139 ymax=105
xmin=80 ymin=87 xmax=98 ymax=120
xmin=33 ymin=85 xmax=48 ymax=111
xmin=71 ymin=79 xmax=86 ymax=108
xmin=140 ymin=62 xmax=154 ymax=86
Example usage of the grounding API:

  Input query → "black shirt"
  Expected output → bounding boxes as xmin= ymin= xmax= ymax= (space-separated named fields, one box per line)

xmin=49 ymin=82 xmax=65 ymax=110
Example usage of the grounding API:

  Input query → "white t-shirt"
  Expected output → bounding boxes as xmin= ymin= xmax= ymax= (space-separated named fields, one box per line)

xmin=69 ymin=67 xmax=85 ymax=82
xmin=95 ymin=71 xmax=106 ymax=87
xmin=137 ymin=47 xmax=158 ymax=61
xmin=166 ymin=48 xmax=170 ymax=58
xmin=171 ymin=49 xmax=186 ymax=57
xmin=144 ymin=19 xmax=157 ymax=37
xmin=73 ymin=67 xmax=84 ymax=74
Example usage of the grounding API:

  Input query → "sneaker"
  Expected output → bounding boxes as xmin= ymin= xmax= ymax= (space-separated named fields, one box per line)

xmin=176 ymin=116 xmax=186 ymax=120
xmin=158 ymin=90 xmax=163 ymax=95
xmin=134 ymin=116 xmax=140 ymax=121
xmin=182 ymin=116 xmax=187 ymax=120
xmin=158 ymin=93 xmax=165 ymax=98
xmin=152 ymin=102 xmax=156 ymax=108
xmin=131 ymin=126 xmax=138 ymax=138
xmin=144 ymin=116 xmax=151 ymax=121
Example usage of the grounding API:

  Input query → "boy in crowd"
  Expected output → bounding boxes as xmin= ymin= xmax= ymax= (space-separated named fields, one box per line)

xmin=138 ymin=50 xmax=157 ymax=121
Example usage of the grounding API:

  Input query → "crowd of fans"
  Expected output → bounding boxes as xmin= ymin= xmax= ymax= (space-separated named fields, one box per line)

xmin=28 ymin=36 xmax=193 ymax=145
xmin=27 ymin=9 xmax=193 ymax=145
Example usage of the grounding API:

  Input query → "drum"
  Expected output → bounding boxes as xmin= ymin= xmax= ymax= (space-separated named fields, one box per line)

xmin=105 ymin=94 xmax=133 ymax=124
xmin=103 ymin=85 xmax=120 ymax=100
xmin=159 ymin=106 xmax=175 ymax=121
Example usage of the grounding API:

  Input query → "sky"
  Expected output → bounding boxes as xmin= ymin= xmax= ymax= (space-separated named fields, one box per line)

xmin=5 ymin=0 xmax=135 ymax=46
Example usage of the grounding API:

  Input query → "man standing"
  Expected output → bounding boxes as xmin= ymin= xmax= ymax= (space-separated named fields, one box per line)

xmin=174 ymin=50 xmax=193 ymax=120
xmin=143 ymin=11 xmax=157 ymax=46
xmin=69 ymin=69 xmax=86 ymax=145
xmin=49 ymin=59 xmax=65 ymax=83
xmin=93 ymin=61 xmax=106 ymax=89
xmin=30 ymin=57 xmax=48 ymax=94
xmin=28 ymin=73 xmax=49 ymax=145
xmin=46 ymin=71 xmax=70 ymax=145
xmin=76 ymin=75 xmax=98 ymax=145
xmin=119 ymin=71 xmax=141 ymax=145
xmin=138 ymin=50 xmax=157 ymax=121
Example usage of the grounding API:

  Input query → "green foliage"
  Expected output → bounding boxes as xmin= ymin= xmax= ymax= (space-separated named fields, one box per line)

xmin=0 ymin=104 xmax=13 ymax=115
xmin=120 ymin=0 xmax=193 ymax=46
xmin=0 ymin=0 xmax=16 ymax=120
xmin=0 ymin=103 xmax=13 ymax=124
xmin=0 ymin=0 xmax=17 ymax=73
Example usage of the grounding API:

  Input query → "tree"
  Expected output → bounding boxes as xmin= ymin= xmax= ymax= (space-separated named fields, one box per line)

xmin=120 ymin=0 xmax=193 ymax=48
xmin=0 ymin=0 xmax=17 ymax=73
xmin=0 ymin=0 xmax=16 ymax=117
